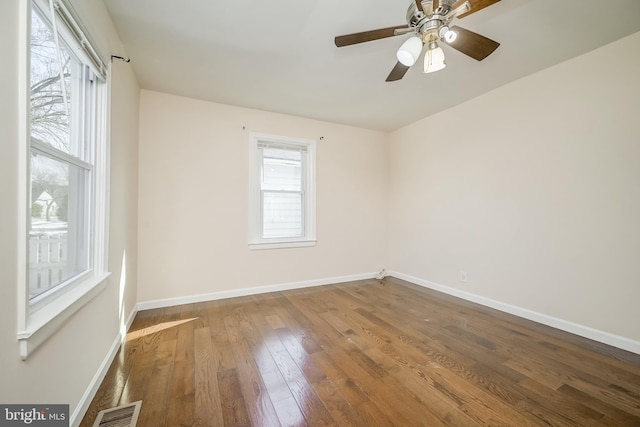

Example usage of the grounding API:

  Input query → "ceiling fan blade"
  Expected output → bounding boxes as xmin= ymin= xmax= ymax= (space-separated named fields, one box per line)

xmin=385 ymin=62 xmax=410 ymax=82
xmin=394 ymin=27 xmax=416 ymax=36
xmin=452 ymin=0 xmax=500 ymax=18
xmin=447 ymin=0 xmax=471 ymax=20
xmin=335 ymin=25 xmax=408 ymax=47
xmin=443 ymin=25 xmax=499 ymax=61
xmin=432 ymin=0 xmax=440 ymax=11
xmin=414 ymin=0 xmax=424 ymax=12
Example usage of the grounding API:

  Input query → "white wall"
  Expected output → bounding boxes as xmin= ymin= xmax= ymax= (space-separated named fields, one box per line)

xmin=0 ymin=0 xmax=139 ymax=422
xmin=389 ymin=32 xmax=640 ymax=344
xmin=137 ymin=90 xmax=388 ymax=302
xmin=108 ymin=59 xmax=140 ymax=341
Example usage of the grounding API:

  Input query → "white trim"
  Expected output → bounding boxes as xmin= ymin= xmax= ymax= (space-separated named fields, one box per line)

xmin=388 ymin=271 xmax=640 ymax=355
xmin=249 ymin=239 xmax=316 ymax=250
xmin=138 ymin=272 xmax=376 ymax=311
xmin=17 ymin=0 xmax=31 ymax=337
xmin=69 ymin=306 xmax=137 ymax=427
xmin=18 ymin=272 xmax=111 ymax=360
xmin=95 ymin=57 xmax=110 ymax=277
xmin=31 ymin=140 xmax=93 ymax=170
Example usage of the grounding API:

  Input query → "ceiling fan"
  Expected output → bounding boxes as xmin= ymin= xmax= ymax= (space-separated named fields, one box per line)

xmin=335 ymin=0 xmax=501 ymax=81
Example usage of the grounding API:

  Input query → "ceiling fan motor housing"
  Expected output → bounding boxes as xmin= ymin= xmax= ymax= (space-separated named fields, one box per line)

xmin=407 ymin=0 xmax=458 ymax=43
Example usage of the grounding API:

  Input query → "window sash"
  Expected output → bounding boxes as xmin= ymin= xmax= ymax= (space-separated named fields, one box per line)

xmin=31 ymin=140 xmax=93 ymax=171
xmin=28 ymin=5 xmax=96 ymax=303
xmin=261 ymin=190 xmax=304 ymax=239
xmin=27 ymin=0 xmax=101 ymax=307
xmin=259 ymin=143 xmax=306 ymax=240
xmin=29 ymin=148 xmax=93 ymax=299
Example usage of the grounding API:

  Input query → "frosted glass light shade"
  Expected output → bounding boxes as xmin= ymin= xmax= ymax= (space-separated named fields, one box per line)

xmin=396 ymin=36 xmax=423 ymax=66
xmin=424 ymin=44 xmax=446 ymax=73
xmin=444 ymin=29 xmax=458 ymax=43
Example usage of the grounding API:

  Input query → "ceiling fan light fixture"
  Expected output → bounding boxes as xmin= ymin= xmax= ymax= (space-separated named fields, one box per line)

xmin=396 ymin=36 xmax=423 ymax=66
xmin=424 ymin=42 xmax=446 ymax=73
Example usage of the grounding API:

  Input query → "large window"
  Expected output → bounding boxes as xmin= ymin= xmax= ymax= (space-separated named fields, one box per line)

xmin=249 ymin=134 xmax=316 ymax=249
xmin=19 ymin=0 xmax=108 ymax=359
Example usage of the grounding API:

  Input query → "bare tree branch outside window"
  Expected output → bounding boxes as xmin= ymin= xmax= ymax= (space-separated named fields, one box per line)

xmin=31 ymin=10 xmax=71 ymax=152
xmin=30 ymin=10 xmax=71 ymax=225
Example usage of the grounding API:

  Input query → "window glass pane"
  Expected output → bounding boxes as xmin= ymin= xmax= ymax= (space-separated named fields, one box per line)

xmin=262 ymin=149 xmax=302 ymax=192
xmin=263 ymin=191 xmax=303 ymax=238
xmin=29 ymin=153 xmax=90 ymax=299
xmin=261 ymin=146 xmax=304 ymax=239
xmin=30 ymin=8 xmax=83 ymax=157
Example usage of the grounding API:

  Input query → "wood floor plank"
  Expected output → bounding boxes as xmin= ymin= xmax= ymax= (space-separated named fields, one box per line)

xmin=249 ymin=331 xmax=308 ymax=425
xmin=309 ymin=379 xmax=367 ymax=427
xmin=204 ymin=300 xmax=237 ymax=373
xmin=223 ymin=308 xmax=284 ymax=426
xmin=193 ymin=327 xmax=224 ymax=427
xmin=80 ymin=277 xmax=640 ymax=427
xmin=117 ymin=345 xmax=155 ymax=405
xmin=166 ymin=394 xmax=195 ymax=427
xmin=138 ymin=338 xmax=177 ymax=426
xmin=244 ymin=300 xmax=336 ymax=426
xmin=217 ymin=368 xmax=251 ymax=427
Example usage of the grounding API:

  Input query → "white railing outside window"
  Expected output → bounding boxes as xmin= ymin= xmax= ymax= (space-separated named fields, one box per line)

xmin=29 ymin=227 xmax=68 ymax=298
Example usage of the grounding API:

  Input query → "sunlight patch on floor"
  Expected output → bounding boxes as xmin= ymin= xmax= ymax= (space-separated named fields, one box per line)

xmin=126 ymin=318 xmax=198 ymax=341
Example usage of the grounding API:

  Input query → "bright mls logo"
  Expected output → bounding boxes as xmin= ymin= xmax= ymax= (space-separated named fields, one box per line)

xmin=0 ymin=405 xmax=68 ymax=426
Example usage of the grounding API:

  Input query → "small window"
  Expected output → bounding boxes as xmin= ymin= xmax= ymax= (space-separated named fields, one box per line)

xmin=249 ymin=134 xmax=316 ymax=249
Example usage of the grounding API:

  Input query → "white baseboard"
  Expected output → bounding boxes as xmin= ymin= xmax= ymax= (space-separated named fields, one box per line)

xmin=70 ymin=306 xmax=138 ymax=427
xmin=137 ymin=272 xmax=377 ymax=311
xmin=388 ymin=271 xmax=640 ymax=355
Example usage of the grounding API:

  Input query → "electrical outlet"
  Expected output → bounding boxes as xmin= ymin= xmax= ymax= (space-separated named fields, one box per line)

xmin=460 ymin=271 xmax=468 ymax=282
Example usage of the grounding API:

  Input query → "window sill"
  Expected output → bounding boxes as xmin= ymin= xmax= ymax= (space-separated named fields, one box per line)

xmin=17 ymin=272 xmax=111 ymax=360
xmin=249 ymin=239 xmax=316 ymax=250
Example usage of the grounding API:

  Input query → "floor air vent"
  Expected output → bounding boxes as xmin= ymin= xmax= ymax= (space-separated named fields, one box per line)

xmin=92 ymin=401 xmax=142 ymax=427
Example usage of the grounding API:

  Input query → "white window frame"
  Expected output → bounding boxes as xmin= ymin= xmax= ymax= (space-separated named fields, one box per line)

xmin=249 ymin=133 xmax=316 ymax=250
xmin=17 ymin=0 xmax=110 ymax=360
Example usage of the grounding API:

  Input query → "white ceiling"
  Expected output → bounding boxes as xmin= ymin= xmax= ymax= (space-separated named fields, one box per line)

xmin=103 ymin=0 xmax=640 ymax=131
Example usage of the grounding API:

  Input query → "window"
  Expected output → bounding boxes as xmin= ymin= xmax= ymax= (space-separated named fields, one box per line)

xmin=18 ymin=0 xmax=109 ymax=359
xmin=249 ymin=133 xmax=316 ymax=249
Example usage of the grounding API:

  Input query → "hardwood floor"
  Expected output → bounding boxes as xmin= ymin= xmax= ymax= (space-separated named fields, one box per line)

xmin=79 ymin=277 xmax=640 ymax=426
